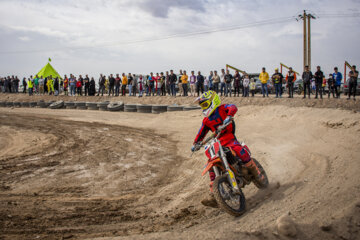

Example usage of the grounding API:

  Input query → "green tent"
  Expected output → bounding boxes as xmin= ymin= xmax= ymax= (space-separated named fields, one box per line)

xmin=35 ymin=62 xmax=62 ymax=79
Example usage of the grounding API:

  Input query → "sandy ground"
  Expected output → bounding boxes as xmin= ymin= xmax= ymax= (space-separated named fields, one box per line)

xmin=0 ymin=95 xmax=360 ymax=240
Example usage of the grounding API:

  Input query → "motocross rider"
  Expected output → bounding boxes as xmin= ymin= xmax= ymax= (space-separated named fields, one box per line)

xmin=191 ymin=90 xmax=265 ymax=205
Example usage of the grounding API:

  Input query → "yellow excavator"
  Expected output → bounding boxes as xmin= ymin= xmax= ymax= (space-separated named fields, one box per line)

xmin=280 ymin=63 xmax=300 ymax=76
xmin=226 ymin=64 xmax=247 ymax=74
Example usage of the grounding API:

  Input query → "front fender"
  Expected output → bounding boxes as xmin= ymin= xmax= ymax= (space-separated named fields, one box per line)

xmin=202 ymin=158 xmax=222 ymax=176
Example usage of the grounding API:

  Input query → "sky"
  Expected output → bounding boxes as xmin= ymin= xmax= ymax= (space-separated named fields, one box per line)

xmin=0 ymin=0 xmax=359 ymax=78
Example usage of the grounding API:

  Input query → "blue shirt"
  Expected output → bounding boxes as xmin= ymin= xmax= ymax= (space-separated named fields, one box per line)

xmin=332 ymin=72 xmax=343 ymax=86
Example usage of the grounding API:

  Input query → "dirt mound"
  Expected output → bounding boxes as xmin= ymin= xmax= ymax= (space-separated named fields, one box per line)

xmin=0 ymin=103 xmax=359 ymax=239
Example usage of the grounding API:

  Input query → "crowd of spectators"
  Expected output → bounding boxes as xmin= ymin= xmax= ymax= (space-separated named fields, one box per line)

xmin=0 ymin=65 xmax=358 ymax=100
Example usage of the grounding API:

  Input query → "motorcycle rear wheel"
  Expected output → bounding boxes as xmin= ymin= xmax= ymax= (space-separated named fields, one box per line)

xmin=213 ymin=175 xmax=246 ymax=217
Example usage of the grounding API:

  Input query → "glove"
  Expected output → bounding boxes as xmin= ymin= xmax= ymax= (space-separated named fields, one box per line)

xmin=223 ymin=116 xmax=232 ymax=126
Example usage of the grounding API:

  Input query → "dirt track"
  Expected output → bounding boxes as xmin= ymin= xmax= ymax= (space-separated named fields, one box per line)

xmin=1 ymin=96 xmax=360 ymax=240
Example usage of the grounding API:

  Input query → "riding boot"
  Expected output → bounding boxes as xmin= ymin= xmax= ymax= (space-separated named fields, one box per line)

xmin=244 ymin=158 xmax=265 ymax=184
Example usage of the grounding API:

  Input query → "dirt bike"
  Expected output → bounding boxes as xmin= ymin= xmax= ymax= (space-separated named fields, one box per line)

xmin=192 ymin=120 xmax=269 ymax=216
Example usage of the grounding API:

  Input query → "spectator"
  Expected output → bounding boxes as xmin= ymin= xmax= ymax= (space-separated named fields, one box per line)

xmin=169 ymin=70 xmax=177 ymax=97
xmin=121 ymin=73 xmax=128 ymax=96
xmin=181 ymin=70 xmax=188 ymax=96
xmin=155 ymin=73 xmax=161 ymax=96
xmin=145 ymin=75 xmax=150 ymax=96
xmin=208 ymin=71 xmax=214 ymax=90
xmin=108 ymin=74 xmax=115 ymax=96
xmin=115 ymin=74 xmax=121 ymax=96
xmin=165 ymin=71 xmax=170 ymax=95
xmin=13 ymin=76 xmax=19 ymax=93
xmin=128 ymin=73 xmax=133 ymax=96
xmin=69 ymin=75 xmax=76 ymax=96
xmin=224 ymin=70 xmax=233 ymax=97
xmin=104 ymin=76 xmax=109 ymax=94
xmin=133 ymin=74 xmax=138 ymax=97
xmin=47 ymin=76 xmax=54 ymax=95
xmin=196 ymin=71 xmax=204 ymax=96
xmin=332 ymin=67 xmax=342 ymax=98
xmin=233 ymin=70 xmax=241 ymax=97
xmin=97 ymin=75 xmax=105 ymax=96
xmin=89 ymin=77 xmax=96 ymax=96
xmin=259 ymin=67 xmax=269 ymax=97
xmin=158 ymin=73 xmax=164 ymax=96
xmin=302 ymin=65 xmax=312 ymax=99
xmin=27 ymin=77 xmax=33 ymax=96
xmin=63 ymin=76 xmax=68 ymax=96
xmin=78 ymin=75 xmax=84 ymax=96
xmin=286 ymin=67 xmax=296 ymax=98
xmin=189 ymin=71 xmax=196 ymax=97
xmin=84 ymin=75 xmax=90 ymax=96
xmin=314 ymin=66 xmax=324 ymax=99
xmin=322 ymin=76 xmax=327 ymax=96
xmin=272 ymin=68 xmax=284 ymax=98
xmin=178 ymin=70 xmax=183 ymax=96
xmin=220 ymin=69 xmax=226 ymax=96
xmin=54 ymin=77 xmax=59 ymax=96
xmin=22 ymin=77 xmax=27 ymax=93
xmin=204 ymin=76 xmax=209 ymax=92
xmin=44 ymin=77 xmax=48 ymax=94
xmin=149 ymin=72 xmax=155 ymax=96
xmin=213 ymin=70 xmax=220 ymax=93
xmin=250 ymin=78 xmax=256 ymax=97
xmin=327 ymin=74 xmax=335 ymax=98
xmin=348 ymin=65 xmax=358 ymax=100
xmin=138 ymin=74 xmax=144 ymax=97
xmin=76 ymin=77 xmax=82 ymax=96
xmin=243 ymin=73 xmax=250 ymax=97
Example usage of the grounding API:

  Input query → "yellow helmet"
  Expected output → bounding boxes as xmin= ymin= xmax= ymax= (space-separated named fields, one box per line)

xmin=196 ymin=90 xmax=221 ymax=117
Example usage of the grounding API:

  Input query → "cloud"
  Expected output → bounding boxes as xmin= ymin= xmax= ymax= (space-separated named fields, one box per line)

xmin=18 ymin=36 xmax=31 ymax=42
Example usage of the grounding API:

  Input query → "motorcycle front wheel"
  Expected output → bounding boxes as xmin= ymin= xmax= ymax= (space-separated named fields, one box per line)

xmin=213 ymin=175 xmax=246 ymax=217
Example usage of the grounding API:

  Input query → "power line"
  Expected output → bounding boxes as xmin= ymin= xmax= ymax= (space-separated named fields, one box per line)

xmin=0 ymin=16 xmax=296 ymax=55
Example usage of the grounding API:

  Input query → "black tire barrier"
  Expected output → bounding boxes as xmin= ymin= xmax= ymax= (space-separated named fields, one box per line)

xmin=86 ymin=102 xmax=98 ymax=110
xmin=97 ymin=102 xmax=108 ymax=111
xmin=49 ymin=101 xmax=64 ymax=109
xmin=29 ymin=102 xmax=37 ymax=107
xmin=183 ymin=106 xmax=201 ymax=111
xmin=136 ymin=104 xmax=152 ymax=113
xmin=6 ymin=102 xmax=14 ymax=107
xmin=108 ymin=102 xmax=124 ymax=112
xmin=167 ymin=105 xmax=184 ymax=112
xmin=152 ymin=105 xmax=167 ymax=114
xmin=21 ymin=102 xmax=30 ymax=107
xmin=13 ymin=102 xmax=21 ymax=107
xmin=46 ymin=101 xmax=55 ymax=108
xmin=0 ymin=102 xmax=6 ymax=107
xmin=124 ymin=104 xmax=137 ymax=112
xmin=65 ymin=102 xmax=76 ymax=109
xmin=75 ymin=102 xmax=87 ymax=110
xmin=37 ymin=101 xmax=47 ymax=108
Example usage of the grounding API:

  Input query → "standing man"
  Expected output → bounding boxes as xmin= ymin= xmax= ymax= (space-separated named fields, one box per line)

xmin=165 ymin=71 xmax=170 ymax=95
xmin=224 ymin=70 xmax=233 ymax=97
xmin=333 ymin=67 xmax=343 ymax=98
xmin=84 ymin=74 xmax=90 ymax=96
xmin=127 ymin=73 xmax=133 ymax=96
xmin=348 ymin=65 xmax=358 ymax=100
xmin=286 ymin=67 xmax=296 ymax=98
xmin=196 ymin=71 xmax=204 ymax=97
xmin=121 ymin=73 xmax=128 ymax=96
xmin=259 ymin=67 xmax=269 ymax=97
xmin=39 ymin=76 xmax=45 ymax=95
xmin=27 ymin=77 xmax=33 ymax=96
xmin=213 ymin=71 xmax=220 ymax=93
xmin=233 ymin=70 xmax=241 ymax=97
xmin=169 ymin=70 xmax=177 ymax=97
xmin=272 ymin=68 xmax=284 ymax=98
xmin=208 ymin=71 xmax=214 ymax=90
xmin=132 ymin=74 xmax=138 ymax=97
xmin=108 ymin=74 xmax=115 ymax=96
xmin=189 ymin=71 xmax=196 ymax=97
xmin=220 ymin=69 xmax=226 ymax=96
xmin=115 ymin=74 xmax=121 ymax=96
xmin=327 ymin=74 xmax=335 ymax=98
xmin=13 ymin=76 xmax=20 ymax=93
xmin=22 ymin=77 xmax=27 ymax=93
xmin=302 ymin=66 xmax=313 ymax=99
xmin=181 ymin=70 xmax=188 ymax=96
xmin=178 ymin=70 xmax=183 ymax=97
xmin=314 ymin=66 xmax=324 ymax=99
xmin=33 ymin=75 xmax=39 ymax=94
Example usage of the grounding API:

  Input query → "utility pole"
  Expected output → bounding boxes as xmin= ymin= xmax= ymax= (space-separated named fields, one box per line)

xmin=298 ymin=10 xmax=316 ymax=71
xmin=307 ymin=13 xmax=316 ymax=71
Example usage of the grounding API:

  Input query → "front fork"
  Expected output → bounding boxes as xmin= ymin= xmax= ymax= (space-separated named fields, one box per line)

xmin=213 ymin=147 xmax=241 ymax=194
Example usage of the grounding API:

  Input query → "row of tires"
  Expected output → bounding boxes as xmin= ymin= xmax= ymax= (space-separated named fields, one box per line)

xmin=0 ymin=100 xmax=201 ymax=113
